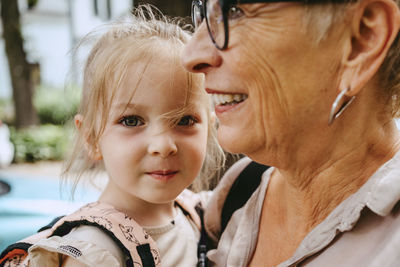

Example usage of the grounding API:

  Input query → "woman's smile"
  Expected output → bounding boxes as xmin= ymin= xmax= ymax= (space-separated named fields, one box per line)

xmin=206 ymin=89 xmax=248 ymax=114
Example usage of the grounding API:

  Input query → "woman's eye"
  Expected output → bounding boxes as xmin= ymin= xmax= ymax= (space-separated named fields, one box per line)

xmin=177 ymin=115 xmax=198 ymax=127
xmin=228 ymin=6 xmax=245 ymax=21
xmin=119 ymin=116 xmax=144 ymax=127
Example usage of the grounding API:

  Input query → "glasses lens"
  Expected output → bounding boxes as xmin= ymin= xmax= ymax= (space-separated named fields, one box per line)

xmin=192 ymin=1 xmax=204 ymax=29
xmin=206 ymin=0 xmax=225 ymax=49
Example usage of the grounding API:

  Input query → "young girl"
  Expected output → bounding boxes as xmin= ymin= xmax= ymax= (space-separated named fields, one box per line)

xmin=0 ymin=5 xmax=224 ymax=267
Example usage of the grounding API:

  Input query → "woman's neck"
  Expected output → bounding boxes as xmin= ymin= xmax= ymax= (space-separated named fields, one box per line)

xmin=267 ymin=118 xmax=400 ymax=233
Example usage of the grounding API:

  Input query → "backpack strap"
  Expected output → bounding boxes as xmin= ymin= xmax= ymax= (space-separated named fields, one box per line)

xmin=196 ymin=204 xmax=208 ymax=267
xmin=194 ymin=161 xmax=269 ymax=266
xmin=0 ymin=242 xmax=31 ymax=267
xmin=221 ymin=161 xmax=270 ymax=232
xmin=175 ymin=189 xmax=202 ymax=230
xmin=0 ymin=202 xmax=160 ymax=267
xmin=0 ymin=217 xmax=63 ymax=267
xmin=175 ymin=189 xmax=208 ymax=267
xmin=50 ymin=201 xmax=160 ymax=267
xmin=37 ymin=215 xmax=65 ymax=232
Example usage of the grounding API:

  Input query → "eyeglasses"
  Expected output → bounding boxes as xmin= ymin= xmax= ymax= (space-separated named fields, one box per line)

xmin=191 ymin=0 xmax=351 ymax=50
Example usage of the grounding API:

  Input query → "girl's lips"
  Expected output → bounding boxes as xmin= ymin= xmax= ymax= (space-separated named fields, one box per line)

xmin=146 ymin=170 xmax=179 ymax=181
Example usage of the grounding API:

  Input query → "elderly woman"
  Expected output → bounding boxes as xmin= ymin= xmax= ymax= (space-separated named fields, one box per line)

xmin=182 ymin=0 xmax=400 ymax=266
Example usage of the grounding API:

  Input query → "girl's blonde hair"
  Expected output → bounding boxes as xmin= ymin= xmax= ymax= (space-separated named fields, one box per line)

xmin=63 ymin=5 xmax=225 ymax=195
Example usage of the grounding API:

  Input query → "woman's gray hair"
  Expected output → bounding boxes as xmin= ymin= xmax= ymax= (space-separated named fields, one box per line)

xmin=305 ymin=0 xmax=400 ymax=117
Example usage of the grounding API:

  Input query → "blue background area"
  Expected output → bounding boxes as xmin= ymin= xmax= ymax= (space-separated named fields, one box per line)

xmin=0 ymin=174 xmax=100 ymax=252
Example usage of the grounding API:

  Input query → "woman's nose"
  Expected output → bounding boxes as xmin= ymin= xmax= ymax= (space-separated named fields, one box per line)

xmin=147 ymin=133 xmax=178 ymax=158
xmin=181 ymin=22 xmax=222 ymax=73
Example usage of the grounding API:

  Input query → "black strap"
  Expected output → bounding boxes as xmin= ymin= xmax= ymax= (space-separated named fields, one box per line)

xmin=1 ymin=218 xmax=157 ymax=267
xmin=194 ymin=161 xmax=269 ymax=266
xmin=51 ymin=220 xmax=149 ymax=267
xmin=0 ymin=242 xmax=32 ymax=267
xmin=195 ymin=204 xmax=208 ymax=267
xmin=37 ymin=215 xmax=65 ymax=232
xmin=136 ymin=244 xmax=156 ymax=267
xmin=0 ymin=215 xmax=64 ymax=267
xmin=221 ymin=161 xmax=270 ymax=232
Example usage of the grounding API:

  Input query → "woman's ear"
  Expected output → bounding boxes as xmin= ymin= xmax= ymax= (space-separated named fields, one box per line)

xmin=340 ymin=0 xmax=400 ymax=95
xmin=74 ymin=114 xmax=103 ymax=161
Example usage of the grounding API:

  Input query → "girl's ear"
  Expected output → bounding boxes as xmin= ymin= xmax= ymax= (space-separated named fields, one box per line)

xmin=210 ymin=111 xmax=217 ymax=125
xmin=74 ymin=114 xmax=83 ymax=130
xmin=74 ymin=114 xmax=103 ymax=161
xmin=340 ymin=0 xmax=400 ymax=95
xmin=210 ymin=111 xmax=220 ymax=130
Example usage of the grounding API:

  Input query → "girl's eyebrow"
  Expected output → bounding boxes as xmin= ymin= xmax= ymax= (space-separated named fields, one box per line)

xmin=112 ymin=102 xmax=147 ymax=111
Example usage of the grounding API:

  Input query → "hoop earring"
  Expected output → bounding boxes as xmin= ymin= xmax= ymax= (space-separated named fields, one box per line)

xmin=328 ymin=87 xmax=356 ymax=125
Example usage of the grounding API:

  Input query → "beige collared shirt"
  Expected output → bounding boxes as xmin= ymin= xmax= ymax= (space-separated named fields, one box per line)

xmin=205 ymin=152 xmax=400 ymax=267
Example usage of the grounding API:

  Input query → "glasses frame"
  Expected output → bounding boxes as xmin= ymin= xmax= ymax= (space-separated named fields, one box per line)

xmin=192 ymin=0 xmax=300 ymax=50
xmin=192 ymin=0 xmax=351 ymax=50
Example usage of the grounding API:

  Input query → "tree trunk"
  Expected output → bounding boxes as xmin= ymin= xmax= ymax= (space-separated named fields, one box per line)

xmin=135 ymin=0 xmax=192 ymax=23
xmin=0 ymin=0 xmax=38 ymax=128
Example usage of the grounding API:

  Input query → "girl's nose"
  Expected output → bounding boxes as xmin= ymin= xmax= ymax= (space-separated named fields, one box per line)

xmin=147 ymin=133 xmax=178 ymax=158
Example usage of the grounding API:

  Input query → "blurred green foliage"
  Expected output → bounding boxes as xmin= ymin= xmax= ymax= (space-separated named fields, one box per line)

xmin=0 ymin=86 xmax=81 ymax=126
xmin=0 ymin=86 xmax=81 ymax=163
xmin=0 ymin=98 xmax=14 ymax=124
xmin=34 ymin=86 xmax=80 ymax=125
xmin=10 ymin=124 xmax=73 ymax=163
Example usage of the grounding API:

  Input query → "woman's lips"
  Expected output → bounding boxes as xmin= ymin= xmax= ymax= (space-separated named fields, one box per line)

xmin=146 ymin=170 xmax=179 ymax=181
xmin=214 ymin=100 xmax=245 ymax=114
xmin=205 ymin=89 xmax=248 ymax=114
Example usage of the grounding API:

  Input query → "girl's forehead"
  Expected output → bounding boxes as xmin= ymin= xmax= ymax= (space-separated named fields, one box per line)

xmin=109 ymin=57 xmax=205 ymax=110
xmin=124 ymin=58 xmax=191 ymax=92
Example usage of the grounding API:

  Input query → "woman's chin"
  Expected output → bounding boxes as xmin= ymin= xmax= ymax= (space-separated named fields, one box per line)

xmin=217 ymin=126 xmax=254 ymax=155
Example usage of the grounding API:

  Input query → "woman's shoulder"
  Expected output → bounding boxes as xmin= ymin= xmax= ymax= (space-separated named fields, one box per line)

xmin=221 ymin=157 xmax=253 ymax=186
xmin=202 ymin=157 xmax=252 ymax=241
xmin=209 ymin=156 xmax=252 ymax=204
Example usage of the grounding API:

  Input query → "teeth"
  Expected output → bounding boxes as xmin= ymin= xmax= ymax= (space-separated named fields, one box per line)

xmin=212 ymin=93 xmax=248 ymax=106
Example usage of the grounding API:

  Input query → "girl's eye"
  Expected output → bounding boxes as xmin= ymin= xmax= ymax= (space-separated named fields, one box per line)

xmin=177 ymin=115 xmax=198 ymax=127
xmin=228 ymin=6 xmax=245 ymax=21
xmin=119 ymin=116 xmax=144 ymax=127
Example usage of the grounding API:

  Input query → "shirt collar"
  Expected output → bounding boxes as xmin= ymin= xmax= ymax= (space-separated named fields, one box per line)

xmin=282 ymin=148 xmax=400 ymax=266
